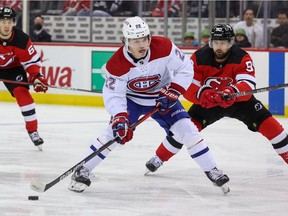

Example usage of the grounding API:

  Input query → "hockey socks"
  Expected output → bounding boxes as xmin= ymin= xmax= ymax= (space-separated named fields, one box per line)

xmin=13 ymin=87 xmax=38 ymax=132
xmin=187 ymin=140 xmax=217 ymax=171
xmin=258 ymin=116 xmax=288 ymax=163
xmin=156 ymin=136 xmax=183 ymax=161
xmin=81 ymin=138 xmax=117 ymax=171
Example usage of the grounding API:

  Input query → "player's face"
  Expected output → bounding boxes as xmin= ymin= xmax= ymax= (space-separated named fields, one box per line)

xmin=128 ymin=36 xmax=150 ymax=59
xmin=0 ymin=18 xmax=14 ymax=39
xmin=211 ymin=40 xmax=232 ymax=61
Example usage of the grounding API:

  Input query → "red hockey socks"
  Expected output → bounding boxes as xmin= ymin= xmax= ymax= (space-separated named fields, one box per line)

xmin=13 ymin=87 xmax=38 ymax=133
xmin=258 ymin=116 xmax=288 ymax=163
xmin=155 ymin=119 xmax=203 ymax=161
xmin=156 ymin=136 xmax=183 ymax=162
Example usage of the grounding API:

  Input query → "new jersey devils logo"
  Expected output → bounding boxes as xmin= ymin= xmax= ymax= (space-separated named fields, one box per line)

xmin=128 ymin=74 xmax=161 ymax=92
xmin=204 ymin=77 xmax=233 ymax=90
xmin=0 ymin=52 xmax=14 ymax=67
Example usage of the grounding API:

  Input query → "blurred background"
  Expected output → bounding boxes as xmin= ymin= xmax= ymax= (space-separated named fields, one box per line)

xmin=8 ymin=0 xmax=288 ymax=48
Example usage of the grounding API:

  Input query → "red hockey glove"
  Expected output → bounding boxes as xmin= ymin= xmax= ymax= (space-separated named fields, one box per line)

xmin=197 ymin=85 xmax=221 ymax=108
xmin=156 ymin=87 xmax=180 ymax=113
xmin=28 ymin=73 xmax=49 ymax=93
xmin=111 ymin=113 xmax=133 ymax=145
xmin=218 ymin=86 xmax=236 ymax=108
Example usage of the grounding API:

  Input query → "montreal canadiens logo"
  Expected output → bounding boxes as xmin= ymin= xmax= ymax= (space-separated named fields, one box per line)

xmin=128 ymin=74 xmax=161 ymax=92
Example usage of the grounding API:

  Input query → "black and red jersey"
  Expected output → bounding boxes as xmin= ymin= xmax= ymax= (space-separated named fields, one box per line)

xmin=0 ymin=27 xmax=41 ymax=77
xmin=184 ymin=45 xmax=256 ymax=103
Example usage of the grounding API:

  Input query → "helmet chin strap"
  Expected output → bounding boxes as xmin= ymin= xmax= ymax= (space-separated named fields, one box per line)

xmin=124 ymin=38 xmax=132 ymax=54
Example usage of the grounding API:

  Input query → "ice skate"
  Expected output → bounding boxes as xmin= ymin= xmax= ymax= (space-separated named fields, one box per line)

xmin=28 ymin=131 xmax=44 ymax=151
xmin=205 ymin=167 xmax=230 ymax=194
xmin=69 ymin=166 xmax=91 ymax=193
xmin=145 ymin=155 xmax=163 ymax=175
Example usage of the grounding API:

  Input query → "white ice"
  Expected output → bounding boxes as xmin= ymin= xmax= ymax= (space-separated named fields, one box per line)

xmin=0 ymin=102 xmax=287 ymax=216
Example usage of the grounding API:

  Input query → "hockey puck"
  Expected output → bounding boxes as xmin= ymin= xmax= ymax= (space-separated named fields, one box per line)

xmin=28 ymin=196 xmax=39 ymax=200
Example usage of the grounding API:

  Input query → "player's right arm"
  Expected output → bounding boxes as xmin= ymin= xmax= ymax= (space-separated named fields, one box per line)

xmin=102 ymin=52 xmax=133 ymax=145
xmin=102 ymin=48 xmax=131 ymax=117
xmin=103 ymin=70 xmax=128 ymax=117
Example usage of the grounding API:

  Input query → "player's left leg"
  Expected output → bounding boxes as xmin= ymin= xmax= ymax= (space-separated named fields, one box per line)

xmin=13 ymin=86 xmax=44 ymax=150
xmin=3 ymin=69 xmax=43 ymax=150
xmin=235 ymin=96 xmax=288 ymax=163
xmin=170 ymin=117 xmax=230 ymax=192
xmin=258 ymin=116 xmax=288 ymax=163
xmin=146 ymin=103 xmax=222 ymax=173
xmin=146 ymin=102 xmax=230 ymax=193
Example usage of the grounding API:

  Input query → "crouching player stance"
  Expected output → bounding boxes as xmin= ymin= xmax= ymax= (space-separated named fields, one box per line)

xmin=68 ymin=17 xmax=230 ymax=193
xmin=146 ymin=24 xmax=288 ymax=177
xmin=0 ymin=7 xmax=48 ymax=150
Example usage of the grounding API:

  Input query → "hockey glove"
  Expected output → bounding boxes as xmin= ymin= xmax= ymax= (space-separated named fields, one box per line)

xmin=156 ymin=87 xmax=180 ymax=113
xmin=217 ymin=86 xmax=236 ymax=108
xmin=197 ymin=85 xmax=221 ymax=108
xmin=28 ymin=73 xmax=49 ymax=93
xmin=111 ymin=113 xmax=133 ymax=145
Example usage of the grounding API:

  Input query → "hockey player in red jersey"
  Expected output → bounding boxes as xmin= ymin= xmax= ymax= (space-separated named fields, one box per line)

xmin=68 ymin=17 xmax=230 ymax=194
xmin=146 ymin=24 xmax=288 ymax=173
xmin=0 ymin=7 xmax=48 ymax=151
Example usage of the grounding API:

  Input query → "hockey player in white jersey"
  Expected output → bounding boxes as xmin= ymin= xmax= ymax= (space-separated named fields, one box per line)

xmin=68 ymin=16 xmax=230 ymax=193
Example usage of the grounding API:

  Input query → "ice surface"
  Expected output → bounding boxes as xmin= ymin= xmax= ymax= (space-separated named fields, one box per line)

xmin=0 ymin=102 xmax=287 ymax=216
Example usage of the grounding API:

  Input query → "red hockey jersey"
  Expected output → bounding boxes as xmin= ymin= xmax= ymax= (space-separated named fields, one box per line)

xmin=0 ymin=27 xmax=41 ymax=77
xmin=184 ymin=45 xmax=256 ymax=103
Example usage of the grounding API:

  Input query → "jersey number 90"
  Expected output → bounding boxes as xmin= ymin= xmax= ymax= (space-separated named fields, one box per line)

xmin=246 ymin=61 xmax=254 ymax=72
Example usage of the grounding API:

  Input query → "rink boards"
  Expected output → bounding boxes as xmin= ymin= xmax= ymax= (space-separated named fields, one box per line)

xmin=0 ymin=44 xmax=287 ymax=116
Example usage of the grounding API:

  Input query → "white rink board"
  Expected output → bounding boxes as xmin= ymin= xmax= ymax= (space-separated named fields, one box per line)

xmin=0 ymin=45 xmax=287 ymax=108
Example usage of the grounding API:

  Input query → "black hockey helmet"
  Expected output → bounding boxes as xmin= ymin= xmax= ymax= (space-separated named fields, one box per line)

xmin=0 ymin=7 xmax=16 ymax=22
xmin=210 ymin=24 xmax=235 ymax=41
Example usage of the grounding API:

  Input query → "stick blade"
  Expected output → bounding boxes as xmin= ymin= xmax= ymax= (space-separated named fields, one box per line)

xmin=30 ymin=180 xmax=46 ymax=193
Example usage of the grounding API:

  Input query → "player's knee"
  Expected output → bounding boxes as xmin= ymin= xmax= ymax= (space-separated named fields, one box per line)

xmin=191 ymin=118 xmax=202 ymax=131
xmin=12 ymin=86 xmax=31 ymax=100
xmin=170 ymin=118 xmax=203 ymax=149
xmin=13 ymin=86 xmax=29 ymax=94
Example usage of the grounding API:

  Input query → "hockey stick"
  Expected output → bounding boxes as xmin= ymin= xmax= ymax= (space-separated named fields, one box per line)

xmin=0 ymin=78 xmax=102 ymax=93
xmin=223 ymin=82 xmax=288 ymax=100
xmin=30 ymin=106 xmax=159 ymax=193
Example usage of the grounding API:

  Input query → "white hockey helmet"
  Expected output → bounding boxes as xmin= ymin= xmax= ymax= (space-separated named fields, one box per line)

xmin=122 ymin=16 xmax=150 ymax=39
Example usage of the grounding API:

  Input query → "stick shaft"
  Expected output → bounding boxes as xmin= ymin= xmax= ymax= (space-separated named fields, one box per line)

xmin=0 ymin=78 xmax=102 ymax=93
xmin=227 ymin=83 xmax=288 ymax=99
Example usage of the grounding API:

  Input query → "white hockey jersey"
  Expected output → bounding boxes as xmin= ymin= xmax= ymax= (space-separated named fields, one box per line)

xmin=103 ymin=36 xmax=194 ymax=117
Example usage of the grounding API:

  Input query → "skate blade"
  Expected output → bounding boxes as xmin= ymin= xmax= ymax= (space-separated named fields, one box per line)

xmin=220 ymin=183 xmax=230 ymax=194
xmin=68 ymin=180 xmax=87 ymax=193
xmin=36 ymin=144 xmax=43 ymax=151
xmin=144 ymin=168 xmax=151 ymax=175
